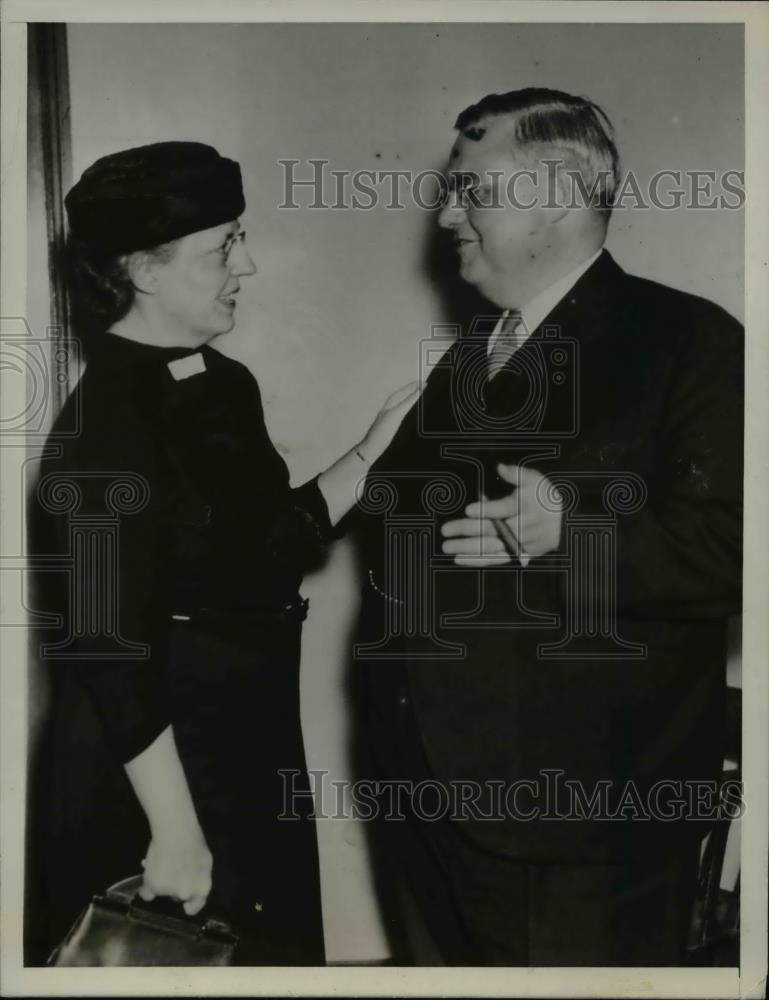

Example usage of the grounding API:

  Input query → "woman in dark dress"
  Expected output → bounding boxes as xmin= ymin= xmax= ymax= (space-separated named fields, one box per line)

xmin=29 ymin=142 xmax=418 ymax=965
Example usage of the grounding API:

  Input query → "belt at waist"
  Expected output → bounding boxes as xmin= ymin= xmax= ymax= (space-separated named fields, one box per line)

xmin=170 ymin=597 xmax=309 ymax=631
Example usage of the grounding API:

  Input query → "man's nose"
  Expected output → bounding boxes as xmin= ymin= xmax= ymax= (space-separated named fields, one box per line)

xmin=230 ymin=241 xmax=257 ymax=277
xmin=438 ymin=192 xmax=466 ymax=230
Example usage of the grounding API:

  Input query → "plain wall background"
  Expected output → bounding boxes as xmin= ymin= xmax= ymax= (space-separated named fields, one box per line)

xmin=61 ymin=21 xmax=743 ymax=962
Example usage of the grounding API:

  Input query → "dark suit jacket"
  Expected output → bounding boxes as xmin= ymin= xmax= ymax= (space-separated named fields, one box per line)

xmin=355 ymin=250 xmax=743 ymax=863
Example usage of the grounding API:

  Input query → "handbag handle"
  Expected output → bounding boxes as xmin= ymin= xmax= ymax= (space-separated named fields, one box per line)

xmin=105 ymin=875 xmax=236 ymax=942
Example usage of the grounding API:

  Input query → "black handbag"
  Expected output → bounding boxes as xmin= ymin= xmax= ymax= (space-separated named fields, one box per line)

xmin=47 ymin=875 xmax=239 ymax=966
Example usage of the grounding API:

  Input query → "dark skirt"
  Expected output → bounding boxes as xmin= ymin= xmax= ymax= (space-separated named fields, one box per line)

xmin=26 ymin=619 xmax=324 ymax=967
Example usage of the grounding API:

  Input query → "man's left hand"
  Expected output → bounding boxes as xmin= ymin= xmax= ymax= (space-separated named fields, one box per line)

xmin=441 ymin=463 xmax=563 ymax=566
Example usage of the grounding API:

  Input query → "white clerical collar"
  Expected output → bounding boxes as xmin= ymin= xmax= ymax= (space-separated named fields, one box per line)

xmin=489 ymin=248 xmax=603 ymax=352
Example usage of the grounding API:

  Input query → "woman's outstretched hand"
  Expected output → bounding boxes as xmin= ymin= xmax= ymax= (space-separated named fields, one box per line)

xmin=317 ymin=381 xmax=423 ymax=526
xmin=139 ymin=827 xmax=213 ymax=916
xmin=360 ymin=381 xmax=423 ymax=464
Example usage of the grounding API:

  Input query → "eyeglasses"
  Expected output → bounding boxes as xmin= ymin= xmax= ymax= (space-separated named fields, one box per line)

xmin=439 ymin=172 xmax=489 ymax=210
xmin=222 ymin=230 xmax=247 ymax=259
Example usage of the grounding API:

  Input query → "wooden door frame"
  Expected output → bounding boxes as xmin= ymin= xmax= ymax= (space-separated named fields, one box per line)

xmin=28 ymin=23 xmax=73 ymax=411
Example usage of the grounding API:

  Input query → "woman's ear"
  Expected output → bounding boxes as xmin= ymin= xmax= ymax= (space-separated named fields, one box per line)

xmin=125 ymin=251 xmax=158 ymax=295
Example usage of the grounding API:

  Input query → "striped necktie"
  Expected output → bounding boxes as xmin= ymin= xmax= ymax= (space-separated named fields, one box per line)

xmin=487 ymin=309 xmax=526 ymax=380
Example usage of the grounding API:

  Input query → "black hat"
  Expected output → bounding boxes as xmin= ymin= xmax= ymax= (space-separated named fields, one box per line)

xmin=65 ymin=141 xmax=245 ymax=254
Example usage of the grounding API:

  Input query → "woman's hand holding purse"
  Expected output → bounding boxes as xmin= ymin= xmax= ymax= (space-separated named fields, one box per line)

xmin=139 ymin=826 xmax=213 ymax=916
xmin=123 ymin=725 xmax=214 ymax=915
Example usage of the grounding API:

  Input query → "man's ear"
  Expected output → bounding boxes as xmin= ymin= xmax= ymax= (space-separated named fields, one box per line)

xmin=124 ymin=251 xmax=158 ymax=295
xmin=541 ymin=161 xmax=572 ymax=226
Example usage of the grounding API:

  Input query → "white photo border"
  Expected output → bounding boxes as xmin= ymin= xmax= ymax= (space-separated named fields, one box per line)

xmin=2 ymin=2 xmax=767 ymax=997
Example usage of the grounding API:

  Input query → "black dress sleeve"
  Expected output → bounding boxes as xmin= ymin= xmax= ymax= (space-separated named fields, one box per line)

xmin=262 ymin=476 xmax=335 ymax=565
xmin=40 ymin=374 xmax=172 ymax=764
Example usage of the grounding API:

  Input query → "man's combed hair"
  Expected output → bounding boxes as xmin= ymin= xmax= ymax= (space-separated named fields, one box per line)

xmin=455 ymin=87 xmax=620 ymax=216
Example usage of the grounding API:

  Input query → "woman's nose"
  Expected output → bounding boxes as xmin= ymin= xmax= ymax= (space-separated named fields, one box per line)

xmin=230 ymin=242 xmax=257 ymax=277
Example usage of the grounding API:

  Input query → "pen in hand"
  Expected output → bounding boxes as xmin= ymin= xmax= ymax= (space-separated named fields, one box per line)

xmin=480 ymin=492 xmax=522 ymax=558
xmin=492 ymin=517 xmax=521 ymax=558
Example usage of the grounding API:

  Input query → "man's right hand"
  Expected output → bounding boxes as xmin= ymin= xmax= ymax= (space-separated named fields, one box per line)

xmin=139 ymin=827 xmax=213 ymax=916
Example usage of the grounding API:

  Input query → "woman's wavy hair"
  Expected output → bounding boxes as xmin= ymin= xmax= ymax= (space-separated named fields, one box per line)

xmin=66 ymin=237 xmax=176 ymax=343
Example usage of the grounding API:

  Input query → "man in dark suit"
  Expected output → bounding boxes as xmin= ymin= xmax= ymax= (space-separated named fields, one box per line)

xmin=353 ymin=88 xmax=743 ymax=966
